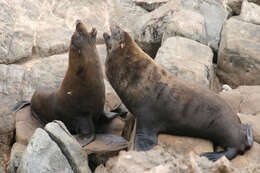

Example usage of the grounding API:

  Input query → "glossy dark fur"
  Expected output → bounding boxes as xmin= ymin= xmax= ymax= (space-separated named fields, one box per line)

xmin=30 ymin=20 xmax=108 ymax=146
xmin=103 ymin=26 xmax=253 ymax=161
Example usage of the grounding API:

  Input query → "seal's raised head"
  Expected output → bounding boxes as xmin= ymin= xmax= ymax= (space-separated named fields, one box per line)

xmin=70 ymin=20 xmax=97 ymax=53
xmin=103 ymin=25 xmax=138 ymax=57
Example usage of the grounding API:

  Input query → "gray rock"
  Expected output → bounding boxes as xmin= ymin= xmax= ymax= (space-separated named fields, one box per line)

xmin=8 ymin=143 xmax=26 ymax=173
xmin=217 ymin=18 xmax=260 ymax=88
xmin=0 ymin=0 xmax=147 ymax=64
xmin=239 ymin=0 xmax=260 ymax=25
xmin=133 ymin=0 xmax=169 ymax=11
xmin=17 ymin=128 xmax=74 ymax=173
xmin=162 ymin=9 xmax=207 ymax=45
xmin=219 ymin=85 xmax=260 ymax=116
xmin=44 ymin=121 xmax=91 ymax=173
xmin=227 ymin=0 xmax=260 ymax=14
xmin=155 ymin=37 xmax=214 ymax=88
xmin=134 ymin=0 xmax=228 ymax=55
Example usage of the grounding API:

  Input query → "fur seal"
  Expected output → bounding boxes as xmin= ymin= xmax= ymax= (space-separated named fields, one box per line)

xmin=103 ymin=26 xmax=254 ymax=161
xmin=15 ymin=20 xmax=120 ymax=146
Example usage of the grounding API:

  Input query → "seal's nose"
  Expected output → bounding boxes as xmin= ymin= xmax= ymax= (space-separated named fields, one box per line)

xmin=103 ymin=32 xmax=111 ymax=41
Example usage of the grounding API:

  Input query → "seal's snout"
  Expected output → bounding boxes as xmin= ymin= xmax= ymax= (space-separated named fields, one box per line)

xmin=103 ymin=32 xmax=111 ymax=41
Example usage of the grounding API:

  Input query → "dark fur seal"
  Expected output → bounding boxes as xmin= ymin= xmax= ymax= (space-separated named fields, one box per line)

xmin=103 ymin=26 xmax=253 ymax=161
xmin=14 ymin=20 xmax=120 ymax=146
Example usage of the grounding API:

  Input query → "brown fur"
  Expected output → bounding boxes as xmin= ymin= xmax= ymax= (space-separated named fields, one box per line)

xmin=104 ymin=26 xmax=253 ymax=160
xmin=31 ymin=21 xmax=105 ymax=134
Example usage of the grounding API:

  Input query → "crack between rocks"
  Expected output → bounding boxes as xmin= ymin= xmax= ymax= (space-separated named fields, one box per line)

xmin=44 ymin=129 xmax=81 ymax=173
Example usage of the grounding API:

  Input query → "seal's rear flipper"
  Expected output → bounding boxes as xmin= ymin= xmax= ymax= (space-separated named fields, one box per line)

xmin=244 ymin=124 xmax=254 ymax=149
xmin=12 ymin=101 xmax=31 ymax=112
xmin=200 ymin=147 xmax=238 ymax=161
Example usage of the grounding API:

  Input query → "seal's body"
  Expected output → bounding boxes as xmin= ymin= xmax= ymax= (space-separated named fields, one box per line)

xmin=103 ymin=26 xmax=253 ymax=161
xmin=30 ymin=20 xmax=110 ymax=146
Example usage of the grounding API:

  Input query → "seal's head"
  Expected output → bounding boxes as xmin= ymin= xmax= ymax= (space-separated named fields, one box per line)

xmin=69 ymin=20 xmax=99 ymax=68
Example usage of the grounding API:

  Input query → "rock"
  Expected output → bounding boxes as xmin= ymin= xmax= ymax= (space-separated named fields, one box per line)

xmin=239 ymin=0 xmax=260 ymax=25
xmin=134 ymin=0 xmax=228 ymax=55
xmin=217 ymin=18 xmax=260 ymax=88
xmin=162 ymin=10 xmax=207 ymax=45
xmin=212 ymin=157 xmax=235 ymax=173
xmin=219 ymin=86 xmax=260 ymax=115
xmin=105 ymin=150 xmax=175 ymax=173
xmin=134 ymin=0 xmax=169 ymax=11
xmin=15 ymin=105 xmax=42 ymax=145
xmin=45 ymin=121 xmax=91 ymax=173
xmin=155 ymin=37 xmax=214 ymax=88
xmin=17 ymin=128 xmax=74 ymax=173
xmin=8 ymin=143 xmax=26 ymax=173
xmin=94 ymin=164 xmax=108 ymax=173
xmin=227 ymin=0 xmax=260 ymax=14
xmin=238 ymin=114 xmax=260 ymax=144
xmin=0 ymin=0 xmax=147 ymax=64
xmin=231 ymin=142 xmax=260 ymax=169
xmin=158 ymin=134 xmax=213 ymax=156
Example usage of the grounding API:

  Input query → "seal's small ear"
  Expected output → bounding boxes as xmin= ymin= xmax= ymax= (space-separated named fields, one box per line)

xmin=110 ymin=25 xmax=126 ymax=44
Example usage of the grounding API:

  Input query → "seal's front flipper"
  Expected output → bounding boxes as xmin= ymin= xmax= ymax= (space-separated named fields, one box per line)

xmin=111 ymin=104 xmax=128 ymax=118
xmin=12 ymin=101 xmax=31 ymax=112
xmin=200 ymin=147 xmax=238 ymax=161
xmin=75 ymin=116 xmax=96 ymax=147
xmin=75 ymin=134 xmax=96 ymax=147
xmin=134 ymin=130 xmax=157 ymax=151
xmin=244 ymin=124 xmax=254 ymax=149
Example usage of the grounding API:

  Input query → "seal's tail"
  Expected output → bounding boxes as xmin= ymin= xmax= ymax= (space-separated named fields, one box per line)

xmin=12 ymin=101 xmax=31 ymax=112
xmin=244 ymin=124 xmax=254 ymax=149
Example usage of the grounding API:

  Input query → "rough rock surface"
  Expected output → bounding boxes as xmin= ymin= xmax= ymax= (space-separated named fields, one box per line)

xmin=97 ymin=148 xmax=260 ymax=173
xmin=219 ymin=85 xmax=260 ymax=115
xmin=155 ymin=37 xmax=214 ymax=88
xmin=239 ymin=0 xmax=260 ymax=25
xmin=45 ymin=121 xmax=91 ymax=173
xmin=134 ymin=0 xmax=229 ymax=55
xmin=0 ymin=0 xmax=147 ymax=64
xmin=227 ymin=0 xmax=260 ymax=14
xmin=8 ymin=142 xmax=26 ymax=173
xmin=17 ymin=128 xmax=74 ymax=173
xmin=158 ymin=134 xmax=213 ymax=156
xmin=217 ymin=18 xmax=260 ymax=88
xmin=134 ymin=0 xmax=169 ymax=11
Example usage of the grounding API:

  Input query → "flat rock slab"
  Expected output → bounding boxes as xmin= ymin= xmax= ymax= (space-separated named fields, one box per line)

xmin=8 ymin=142 xmax=26 ymax=173
xmin=158 ymin=134 xmax=213 ymax=156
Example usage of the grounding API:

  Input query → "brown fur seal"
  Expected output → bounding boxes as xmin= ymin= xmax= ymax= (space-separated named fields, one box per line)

xmin=103 ymin=26 xmax=253 ymax=161
xmin=16 ymin=20 xmax=119 ymax=146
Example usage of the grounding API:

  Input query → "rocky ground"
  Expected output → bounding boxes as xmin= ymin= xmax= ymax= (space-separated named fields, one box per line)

xmin=0 ymin=0 xmax=260 ymax=172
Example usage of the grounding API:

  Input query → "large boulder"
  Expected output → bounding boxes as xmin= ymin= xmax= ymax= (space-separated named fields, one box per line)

xmin=155 ymin=37 xmax=214 ymax=88
xmin=219 ymin=86 xmax=260 ymax=116
xmin=0 ymin=0 xmax=147 ymax=64
xmin=134 ymin=0 xmax=229 ymax=57
xmin=17 ymin=128 xmax=75 ymax=173
xmin=217 ymin=18 xmax=260 ymax=88
xmin=227 ymin=0 xmax=260 ymax=14
xmin=17 ymin=121 xmax=91 ymax=173
xmin=239 ymin=0 xmax=260 ymax=25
